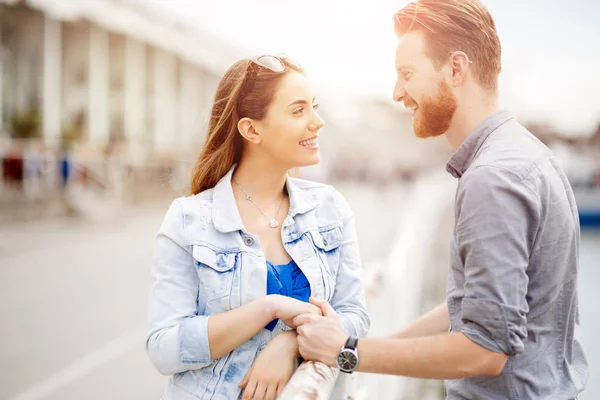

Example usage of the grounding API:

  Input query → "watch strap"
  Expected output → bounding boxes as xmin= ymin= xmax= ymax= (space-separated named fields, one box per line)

xmin=344 ymin=336 xmax=358 ymax=350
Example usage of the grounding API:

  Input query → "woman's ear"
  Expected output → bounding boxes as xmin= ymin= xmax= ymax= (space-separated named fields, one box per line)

xmin=238 ymin=118 xmax=262 ymax=145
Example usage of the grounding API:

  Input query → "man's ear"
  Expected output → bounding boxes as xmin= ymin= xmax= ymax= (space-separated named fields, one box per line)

xmin=450 ymin=51 xmax=471 ymax=87
xmin=238 ymin=117 xmax=262 ymax=145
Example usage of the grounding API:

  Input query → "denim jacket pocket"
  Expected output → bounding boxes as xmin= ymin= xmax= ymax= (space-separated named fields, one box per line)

xmin=167 ymin=379 xmax=201 ymax=399
xmin=192 ymin=244 xmax=237 ymax=302
xmin=310 ymin=226 xmax=343 ymax=278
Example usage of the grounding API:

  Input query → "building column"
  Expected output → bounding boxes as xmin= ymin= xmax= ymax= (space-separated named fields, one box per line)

xmin=123 ymin=37 xmax=145 ymax=148
xmin=178 ymin=62 xmax=203 ymax=153
xmin=153 ymin=49 xmax=177 ymax=152
xmin=0 ymin=27 xmax=4 ymax=133
xmin=88 ymin=24 xmax=109 ymax=144
xmin=43 ymin=16 xmax=62 ymax=146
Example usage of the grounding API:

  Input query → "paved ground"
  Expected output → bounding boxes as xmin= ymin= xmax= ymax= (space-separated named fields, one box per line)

xmin=0 ymin=181 xmax=408 ymax=400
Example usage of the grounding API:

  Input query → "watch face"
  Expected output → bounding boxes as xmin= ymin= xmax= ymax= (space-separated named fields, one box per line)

xmin=337 ymin=349 xmax=358 ymax=371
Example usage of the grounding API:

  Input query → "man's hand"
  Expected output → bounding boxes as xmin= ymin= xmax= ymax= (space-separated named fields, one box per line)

xmin=293 ymin=297 xmax=347 ymax=367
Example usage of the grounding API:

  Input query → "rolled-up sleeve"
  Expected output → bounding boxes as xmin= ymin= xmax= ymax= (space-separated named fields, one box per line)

xmin=456 ymin=166 xmax=540 ymax=356
xmin=329 ymin=191 xmax=371 ymax=338
xmin=146 ymin=199 xmax=214 ymax=375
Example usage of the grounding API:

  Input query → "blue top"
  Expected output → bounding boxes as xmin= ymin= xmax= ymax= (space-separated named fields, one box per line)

xmin=264 ymin=259 xmax=310 ymax=330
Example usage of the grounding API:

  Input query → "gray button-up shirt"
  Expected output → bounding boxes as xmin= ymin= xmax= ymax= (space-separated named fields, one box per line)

xmin=444 ymin=109 xmax=589 ymax=399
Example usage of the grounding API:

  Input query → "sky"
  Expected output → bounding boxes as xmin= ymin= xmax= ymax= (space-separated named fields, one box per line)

xmin=145 ymin=0 xmax=600 ymax=137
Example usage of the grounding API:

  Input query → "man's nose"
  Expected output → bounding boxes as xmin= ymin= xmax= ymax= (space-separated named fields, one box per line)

xmin=393 ymin=83 xmax=406 ymax=103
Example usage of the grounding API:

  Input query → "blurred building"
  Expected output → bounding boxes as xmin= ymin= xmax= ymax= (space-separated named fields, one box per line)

xmin=314 ymin=95 xmax=453 ymax=183
xmin=0 ymin=0 xmax=241 ymax=162
xmin=0 ymin=0 xmax=461 ymax=225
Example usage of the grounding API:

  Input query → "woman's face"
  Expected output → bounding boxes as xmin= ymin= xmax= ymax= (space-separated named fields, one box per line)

xmin=251 ymin=71 xmax=325 ymax=169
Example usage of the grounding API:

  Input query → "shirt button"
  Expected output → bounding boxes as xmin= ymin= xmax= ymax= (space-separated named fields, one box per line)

xmin=322 ymin=237 xmax=328 ymax=246
xmin=244 ymin=236 xmax=254 ymax=246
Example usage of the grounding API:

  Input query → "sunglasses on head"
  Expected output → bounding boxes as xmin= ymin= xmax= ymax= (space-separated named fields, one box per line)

xmin=237 ymin=54 xmax=302 ymax=104
xmin=249 ymin=54 xmax=301 ymax=73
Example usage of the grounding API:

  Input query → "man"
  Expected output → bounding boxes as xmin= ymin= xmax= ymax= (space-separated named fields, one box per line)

xmin=294 ymin=0 xmax=589 ymax=398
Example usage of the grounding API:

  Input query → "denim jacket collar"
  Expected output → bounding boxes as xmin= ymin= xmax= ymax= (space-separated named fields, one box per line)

xmin=212 ymin=165 xmax=319 ymax=233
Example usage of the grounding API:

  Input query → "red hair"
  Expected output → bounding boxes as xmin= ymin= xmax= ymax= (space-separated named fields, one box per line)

xmin=394 ymin=0 xmax=502 ymax=92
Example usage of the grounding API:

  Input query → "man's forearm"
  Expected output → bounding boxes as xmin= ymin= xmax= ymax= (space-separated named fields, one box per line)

xmin=391 ymin=302 xmax=449 ymax=339
xmin=356 ymin=332 xmax=507 ymax=379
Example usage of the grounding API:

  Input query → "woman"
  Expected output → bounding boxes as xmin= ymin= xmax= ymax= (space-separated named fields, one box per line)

xmin=147 ymin=54 xmax=370 ymax=400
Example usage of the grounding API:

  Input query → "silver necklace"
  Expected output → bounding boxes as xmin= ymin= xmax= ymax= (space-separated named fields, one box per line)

xmin=232 ymin=178 xmax=285 ymax=228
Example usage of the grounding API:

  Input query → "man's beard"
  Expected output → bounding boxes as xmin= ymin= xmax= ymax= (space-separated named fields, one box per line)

xmin=404 ymin=79 xmax=457 ymax=138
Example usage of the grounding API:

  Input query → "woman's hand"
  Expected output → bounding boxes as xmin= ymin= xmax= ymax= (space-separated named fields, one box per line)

xmin=239 ymin=330 xmax=299 ymax=400
xmin=270 ymin=295 xmax=322 ymax=329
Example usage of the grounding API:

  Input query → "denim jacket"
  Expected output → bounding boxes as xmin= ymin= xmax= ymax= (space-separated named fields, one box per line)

xmin=146 ymin=166 xmax=370 ymax=399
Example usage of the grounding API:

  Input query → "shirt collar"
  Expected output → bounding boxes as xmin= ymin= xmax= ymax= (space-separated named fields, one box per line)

xmin=446 ymin=108 xmax=514 ymax=178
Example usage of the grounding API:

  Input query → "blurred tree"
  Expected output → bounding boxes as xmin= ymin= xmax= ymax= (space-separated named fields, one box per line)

xmin=9 ymin=104 xmax=41 ymax=139
xmin=61 ymin=111 xmax=86 ymax=151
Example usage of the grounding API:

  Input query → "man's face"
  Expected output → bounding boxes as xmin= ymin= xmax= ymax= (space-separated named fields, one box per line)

xmin=393 ymin=31 xmax=457 ymax=138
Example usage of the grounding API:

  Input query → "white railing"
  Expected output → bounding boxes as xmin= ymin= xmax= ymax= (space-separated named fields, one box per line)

xmin=278 ymin=361 xmax=339 ymax=400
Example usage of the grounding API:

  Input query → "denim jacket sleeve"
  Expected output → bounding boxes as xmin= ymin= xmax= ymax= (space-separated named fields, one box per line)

xmin=146 ymin=199 xmax=214 ymax=376
xmin=329 ymin=190 xmax=371 ymax=338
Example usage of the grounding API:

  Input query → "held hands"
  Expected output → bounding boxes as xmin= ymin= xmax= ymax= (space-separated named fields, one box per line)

xmin=239 ymin=330 xmax=298 ymax=400
xmin=294 ymin=297 xmax=347 ymax=367
xmin=270 ymin=294 xmax=322 ymax=328
xmin=239 ymin=297 xmax=347 ymax=399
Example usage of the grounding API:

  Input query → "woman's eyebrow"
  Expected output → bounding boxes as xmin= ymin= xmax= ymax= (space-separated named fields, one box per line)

xmin=287 ymin=97 xmax=316 ymax=107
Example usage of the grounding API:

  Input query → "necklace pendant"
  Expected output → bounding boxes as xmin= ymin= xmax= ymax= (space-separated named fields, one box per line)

xmin=269 ymin=218 xmax=280 ymax=228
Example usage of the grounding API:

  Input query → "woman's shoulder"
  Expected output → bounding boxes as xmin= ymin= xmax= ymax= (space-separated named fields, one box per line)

xmin=159 ymin=189 xmax=218 ymax=245
xmin=174 ymin=186 xmax=215 ymax=206
xmin=288 ymin=177 xmax=352 ymax=217
xmin=162 ymin=189 xmax=215 ymax=223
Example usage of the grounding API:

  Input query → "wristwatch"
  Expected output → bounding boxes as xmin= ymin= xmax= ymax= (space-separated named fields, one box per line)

xmin=336 ymin=336 xmax=359 ymax=373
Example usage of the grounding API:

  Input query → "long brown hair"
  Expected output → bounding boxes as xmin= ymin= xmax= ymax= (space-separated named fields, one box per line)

xmin=190 ymin=58 xmax=303 ymax=195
